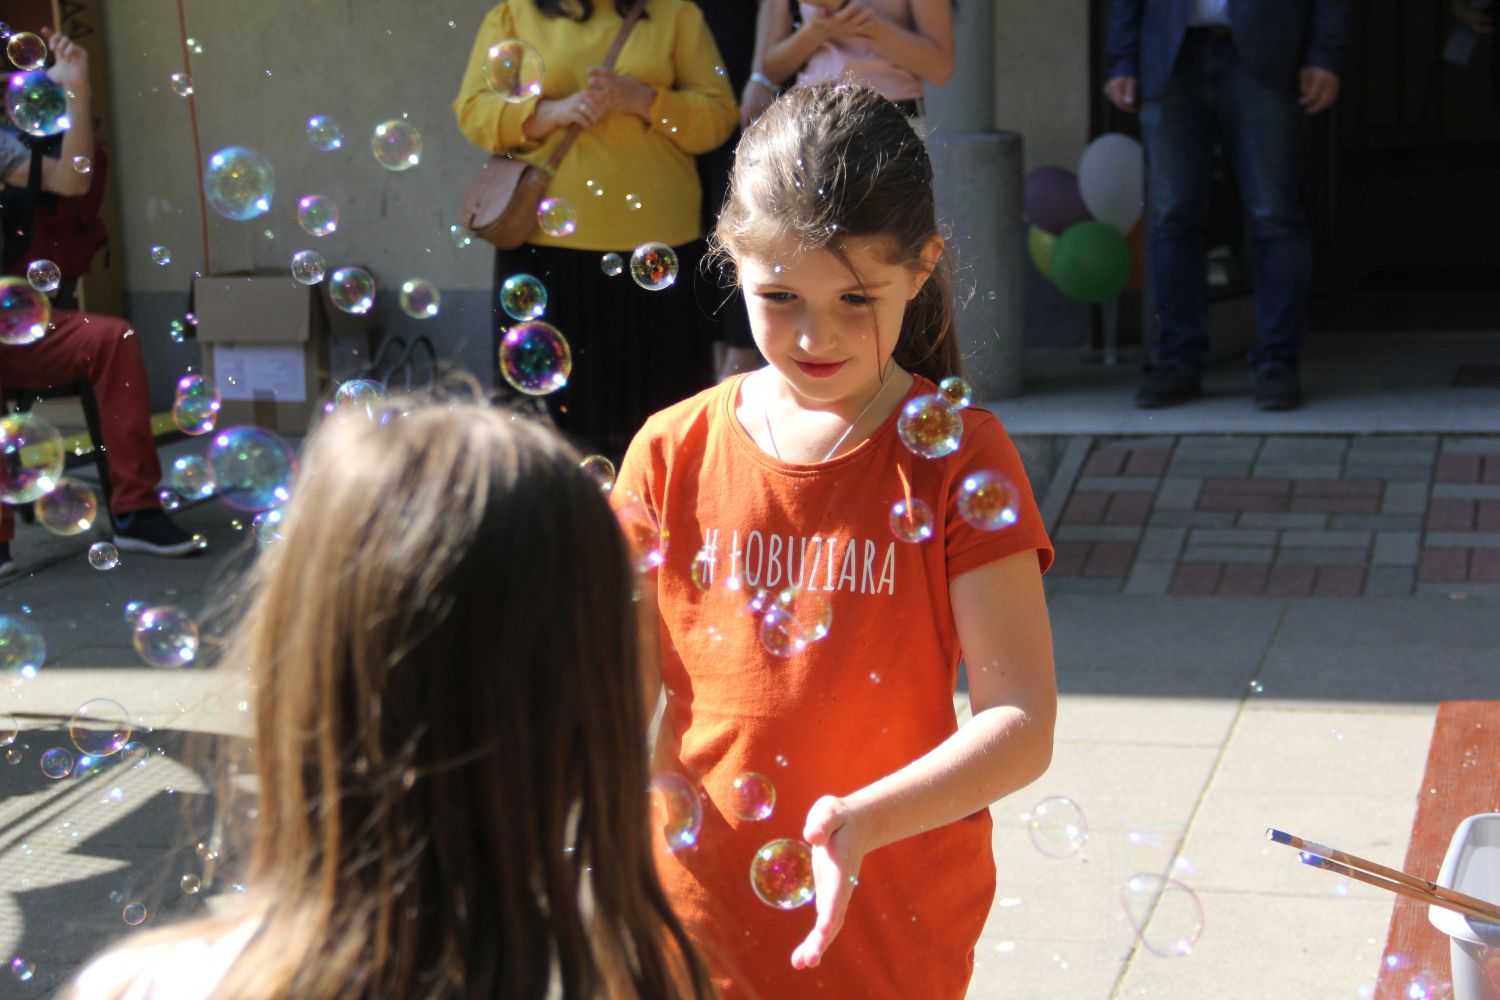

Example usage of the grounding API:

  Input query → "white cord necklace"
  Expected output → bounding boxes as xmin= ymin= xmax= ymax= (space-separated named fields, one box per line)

xmin=762 ymin=372 xmax=895 ymax=464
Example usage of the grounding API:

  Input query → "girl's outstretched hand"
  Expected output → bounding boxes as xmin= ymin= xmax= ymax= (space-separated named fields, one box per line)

xmin=791 ymin=795 xmax=870 ymax=970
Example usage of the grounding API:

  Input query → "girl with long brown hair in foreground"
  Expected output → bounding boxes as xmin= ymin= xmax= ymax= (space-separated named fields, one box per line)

xmin=65 ymin=400 xmax=716 ymax=999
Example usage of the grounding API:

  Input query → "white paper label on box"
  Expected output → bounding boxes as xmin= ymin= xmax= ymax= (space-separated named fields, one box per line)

xmin=213 ymin=346 xmax=308 ymax=403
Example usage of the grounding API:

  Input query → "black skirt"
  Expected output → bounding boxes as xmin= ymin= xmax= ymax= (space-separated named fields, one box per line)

xmin=492 ymin=241 xmax=715 ymax=459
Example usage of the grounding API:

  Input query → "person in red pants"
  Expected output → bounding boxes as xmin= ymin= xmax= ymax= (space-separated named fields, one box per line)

xmin=0 ymin=29 xmax=199 ymax=576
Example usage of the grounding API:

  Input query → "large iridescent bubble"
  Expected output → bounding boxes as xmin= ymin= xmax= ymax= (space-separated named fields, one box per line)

xmin=897 ymin=394 xmax=963 ymax=459
xmin=131 ymin=606 xmax=199 ymax=668
xmin=0 ymin=277 xmax=50 ymax=345
xmin=329 ymin=267 xmax=376 ymax=314
xmin=500 ymin=321 xmax=571 ymax=396
xmin=5 ymin=71 xmax=69 ymax=136
xmin=371 ymin=120 xmax=422 ymax=171
xmin=499 ymin=273 xmax=547 ymax=321
xmin=750 ymin=839 xmax=815 ymax=909
xmin=0 ymin=412 xmax=65 ymax=504
xmin=0 ymin=615 xmax=45 ymax=681
xmin=205 ymin=427 xmax=296 ymax=511
xmin=204 ymin=146 xmax=275 ymax=221
xmin=484 ymin=39 xmax=545 ymax=103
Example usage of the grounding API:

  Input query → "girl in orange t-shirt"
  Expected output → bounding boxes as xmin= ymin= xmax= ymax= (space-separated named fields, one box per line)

xmin=615 ymin=82 xmax=1056 ymax=999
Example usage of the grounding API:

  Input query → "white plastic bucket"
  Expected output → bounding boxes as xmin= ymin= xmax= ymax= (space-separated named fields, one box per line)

xmin=1428 ymin=813 xmax=1500 ymax=1000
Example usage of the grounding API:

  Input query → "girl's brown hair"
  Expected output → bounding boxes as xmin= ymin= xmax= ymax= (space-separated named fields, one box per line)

xmin=712 ymin=82 xmax=962 ymax=385
xmin=75 ymin=401 xmax=714 ymax=999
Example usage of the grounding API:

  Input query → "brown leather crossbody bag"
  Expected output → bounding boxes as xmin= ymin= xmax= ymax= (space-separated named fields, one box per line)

xmin=460 ymin=0 xmax=646 ymax=250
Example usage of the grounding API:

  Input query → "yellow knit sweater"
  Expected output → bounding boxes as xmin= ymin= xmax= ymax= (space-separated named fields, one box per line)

xmin=454 ymin=0 xmax=737 ymax=251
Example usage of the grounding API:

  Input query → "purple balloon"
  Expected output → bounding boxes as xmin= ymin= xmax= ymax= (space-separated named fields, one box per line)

xmin=1024 ymin=166 xmax=1092 ymax=236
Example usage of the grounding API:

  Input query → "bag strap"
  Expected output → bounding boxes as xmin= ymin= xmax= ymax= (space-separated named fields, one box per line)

xmin=539 ymin=0 xmax=647 ymax=175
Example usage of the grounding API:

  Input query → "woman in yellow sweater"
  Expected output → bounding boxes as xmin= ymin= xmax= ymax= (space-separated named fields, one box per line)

xmin=455 ymin=0 xmax=736 ymax=457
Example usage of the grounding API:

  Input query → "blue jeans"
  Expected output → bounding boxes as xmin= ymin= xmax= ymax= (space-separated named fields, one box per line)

xmin=1140 ymin=30 xmax=1312 ymax=376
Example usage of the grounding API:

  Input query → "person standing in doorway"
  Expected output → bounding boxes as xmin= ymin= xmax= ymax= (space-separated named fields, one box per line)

xmin=1105 ymin=0 xmax=1351 ymax=411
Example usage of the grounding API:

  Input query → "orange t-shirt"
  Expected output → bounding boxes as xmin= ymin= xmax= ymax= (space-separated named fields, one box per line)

xmin=615 ymin=374 xmax=1053 ymax=1000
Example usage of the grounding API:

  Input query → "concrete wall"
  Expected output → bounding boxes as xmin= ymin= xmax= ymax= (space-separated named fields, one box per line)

xmin=101 ymin=0 xmax=499 ymax=407
xmin=995 ymin=2 xmax=1093 ymax=349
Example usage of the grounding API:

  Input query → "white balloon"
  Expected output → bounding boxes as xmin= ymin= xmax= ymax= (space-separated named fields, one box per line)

xmin=1078 ymin=133 xmax=1144 ymax=233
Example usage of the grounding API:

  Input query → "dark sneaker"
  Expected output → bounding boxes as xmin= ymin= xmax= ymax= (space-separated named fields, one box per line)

xmin=1134 ymin=367 xmax=1203 ymax=409
xmin=1254 ymin=363 xmax=1303 ymax=411
xmin=112 ymin=510 xmax=204 ymax=557
xmin=0 ymin=544 xmax=14 ymax=578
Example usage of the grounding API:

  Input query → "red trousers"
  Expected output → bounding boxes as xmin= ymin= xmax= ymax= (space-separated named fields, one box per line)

xmin=0 ymin=309 xmax=163 ymax=542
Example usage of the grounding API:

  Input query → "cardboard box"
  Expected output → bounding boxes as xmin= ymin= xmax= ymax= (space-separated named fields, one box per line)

xmin=193 ymin=271 xmax=379 ymax=435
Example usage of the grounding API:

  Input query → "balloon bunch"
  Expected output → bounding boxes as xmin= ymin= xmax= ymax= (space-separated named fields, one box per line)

xmin=1023 ymin=133 xmax=1144 ymax=303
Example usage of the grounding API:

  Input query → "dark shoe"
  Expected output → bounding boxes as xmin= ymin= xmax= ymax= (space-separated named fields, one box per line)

xmin=112 ymin=510 xmax=204 ymax=557
xmin=1134 ymin=367 xmax=1203 ymax=409
xmin=1254 ymin=363 xmax=1303 ymax=411
xmin=0 ymin=544 xmax=14 ymax=578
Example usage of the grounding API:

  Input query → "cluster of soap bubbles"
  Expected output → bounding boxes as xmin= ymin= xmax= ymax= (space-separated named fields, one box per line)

xmin=748 ymin=587 xmax=832 ymax=659
xmin=497 ymin=273 xmax=571 ymax=395
xmin=173 ymin=373 xmax=221 ymax=436
xmin=0 ymin=276 xmax=51 ymax=345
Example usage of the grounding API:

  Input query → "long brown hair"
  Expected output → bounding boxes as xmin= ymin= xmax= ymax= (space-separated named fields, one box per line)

xmin=73 ymin=400 xmax=714 ymax=999
xmin=711 ymin=82 xmax=962 ymax=385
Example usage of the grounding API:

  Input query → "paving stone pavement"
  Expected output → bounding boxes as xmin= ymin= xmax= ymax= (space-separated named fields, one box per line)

xmin=1046 ymin=435 xmax=1500 ymax=599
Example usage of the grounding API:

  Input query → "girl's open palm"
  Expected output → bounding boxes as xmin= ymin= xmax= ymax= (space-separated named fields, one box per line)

xmin=791 ymin=796 xmax=869 ymax=969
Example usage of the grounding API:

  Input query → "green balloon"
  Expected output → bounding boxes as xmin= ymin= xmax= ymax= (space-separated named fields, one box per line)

xmin=1051 ymin=221 xmax=1131 ymax=303
xmin=1027 ymin=225 xmax=1057 ymax=279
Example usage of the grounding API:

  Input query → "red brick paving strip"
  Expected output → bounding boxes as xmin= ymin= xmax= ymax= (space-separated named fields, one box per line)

xmin=1313 ymin=566 xmax=1366 ymax=596
xmin=1060 ymin=492 xmax=1110 ymax=525
xmin=1169 ymin=562 xmax=1222 ymax=596
xmin=1417 ymin=548 xmax=1469 ymax=583
xmin=1265 ymin=564 xmax=1317 ymax=597
xmin=1049 ymin=542 xmax=1090 ymax=577
xmin=1104 ymin=492 xmax=1153 ymax=526
xmin=1199 ymin=477 xmax=1291 ymax=513
xmin=1435 ymin=452 xmax=1481 ymax=483
xmin=1081 ymin=448 xmax=1128 ymax=478
xmin=1083 ymin=542 xmax=1137 ymax=578
xmin=1484 ymin=456 xmax=1500 ymax=485
xmin=1479 ymin=501 xmax=1500 ymax=531
xmin=1471 ymin=549 xmax=1500 ymax=583
xmin=1218 ymin=563 xmax=1270 ymax=596
xmin=1426 ymin=497 xmax=1476 ymax=532
xmin=1123 ymin=447 xmax=1172 ymax=478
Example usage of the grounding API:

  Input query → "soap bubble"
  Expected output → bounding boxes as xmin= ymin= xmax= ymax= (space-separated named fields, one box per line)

xmin=957 ymin=471 xmax=1020 ymax=531
xmin=484 ymin=39 xmax=545 ymax=102
xmin=123 ymin=601 xmax=146 ymax=628
xmin=159 ymin=489 xmax=181 ymax=511
xmin=68 ymin=698 xmax=133 ymax=757
xmin=600 ymin=252 xmax=624 ymax=277
xmin=0 ymin=412 xmax=65 ymax=503
xmin=750 ymin=839 xmax=815 ymax=909
xmin=132 ymin=606 xmax=200 ymax=668
xmin=650 ymin=773 xmax=703 ymax=853
xmin=371 ymin=120 xmax=422 ymax=171
xmin=305 ymin=115 xmax=343 ymax=151
xmin=176 ymin=373 xmax=217 ymax=400
xmin=889 ymin=497 xmax=935 ymax=543
xmin=9 ymin=957 xmax=34 ymax=982
xmin=204 ymin=146 xmax=274 ymax=221
xmin=499 ymin=273 xmax=547 ymax=321
xmin=1027 ymin=796 xmax=1088 ymax=858
xmin=72 ymin=154 xmax=91 ymax=173
xmin=0 ymin=615 xmax=46 ymax=680
xmin=0 ymin=714 xmax=15 ymax=746
xmin=290 ymin=249 xmax=326 ymax=285
xmin=756 ymin=587 xmax=832 ymax=657
xmin=122 ymin=902 xmax=148 ymax=926
xmin=206 ymin=426 xmax=296 ymax=511
xmin=537 ymin=197 xmax=576 ymax=237
xmin=180 ymin=874 xmax=202 ymax=895
xmin=938 ymin=376 xmax=974 ymax=410
xmin=730 ymin=772 xmax=776 ymax=821
xmin=579 ymin=455 xmax=615 ymax=492
xmin=399 ymin=279 xmax=440 ymax=318
xmin=295 ymin=195 xmax=339 ymax=237
xmin=897 ymin=394 xmax=963 ymax=459
xmin=328 ymin=266 xmax=375 ymax=314
xmin=172 ymin=394 xmax=220 ymax=436
xmin=149 ymin=245 xmax=172 ymax=266
xmin=252 ymin=509 xmax=284 ymax=548
xmin=168 ymin=318 xmax=188 ymax=343
xmin=332 ymin=379 xmax=386 ymax=417
xmin=615 ymin=500 xmax=665 ymax=573
xmin=630 ymin=242 xmax=679 ymax=291
xmin=5 ymin=70 xmax=68 ymax=136
xmin=168 ymin=72 xmax=193 ymax=97
xmin=1121 ymin=874 xmax=1205 ymax=957
xmin=40 ymin=747 xmax=73 ymax=779
xmin=35 ymin=477 xmax=97 ymax=535
xmin=0 ymin=275 xmax=51 ymax=345
xmin=168 ymin=454 xmax=215 ymax=499
xmin=500 ymin=321 xmax=571 ymax=396
xmin=88 ymin=541 xmax=120 ymax=570
xmin=25 ymin=259 xmax=59 ymax=293
xmin=6 ymin=31 xmax=46 ymax=70
xmin=449 ymin=223 xmax=473 ymax=249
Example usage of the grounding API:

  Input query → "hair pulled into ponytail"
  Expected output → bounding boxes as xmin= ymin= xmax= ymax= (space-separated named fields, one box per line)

xmin=711 ymin=82 xmax=962 ymax=386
